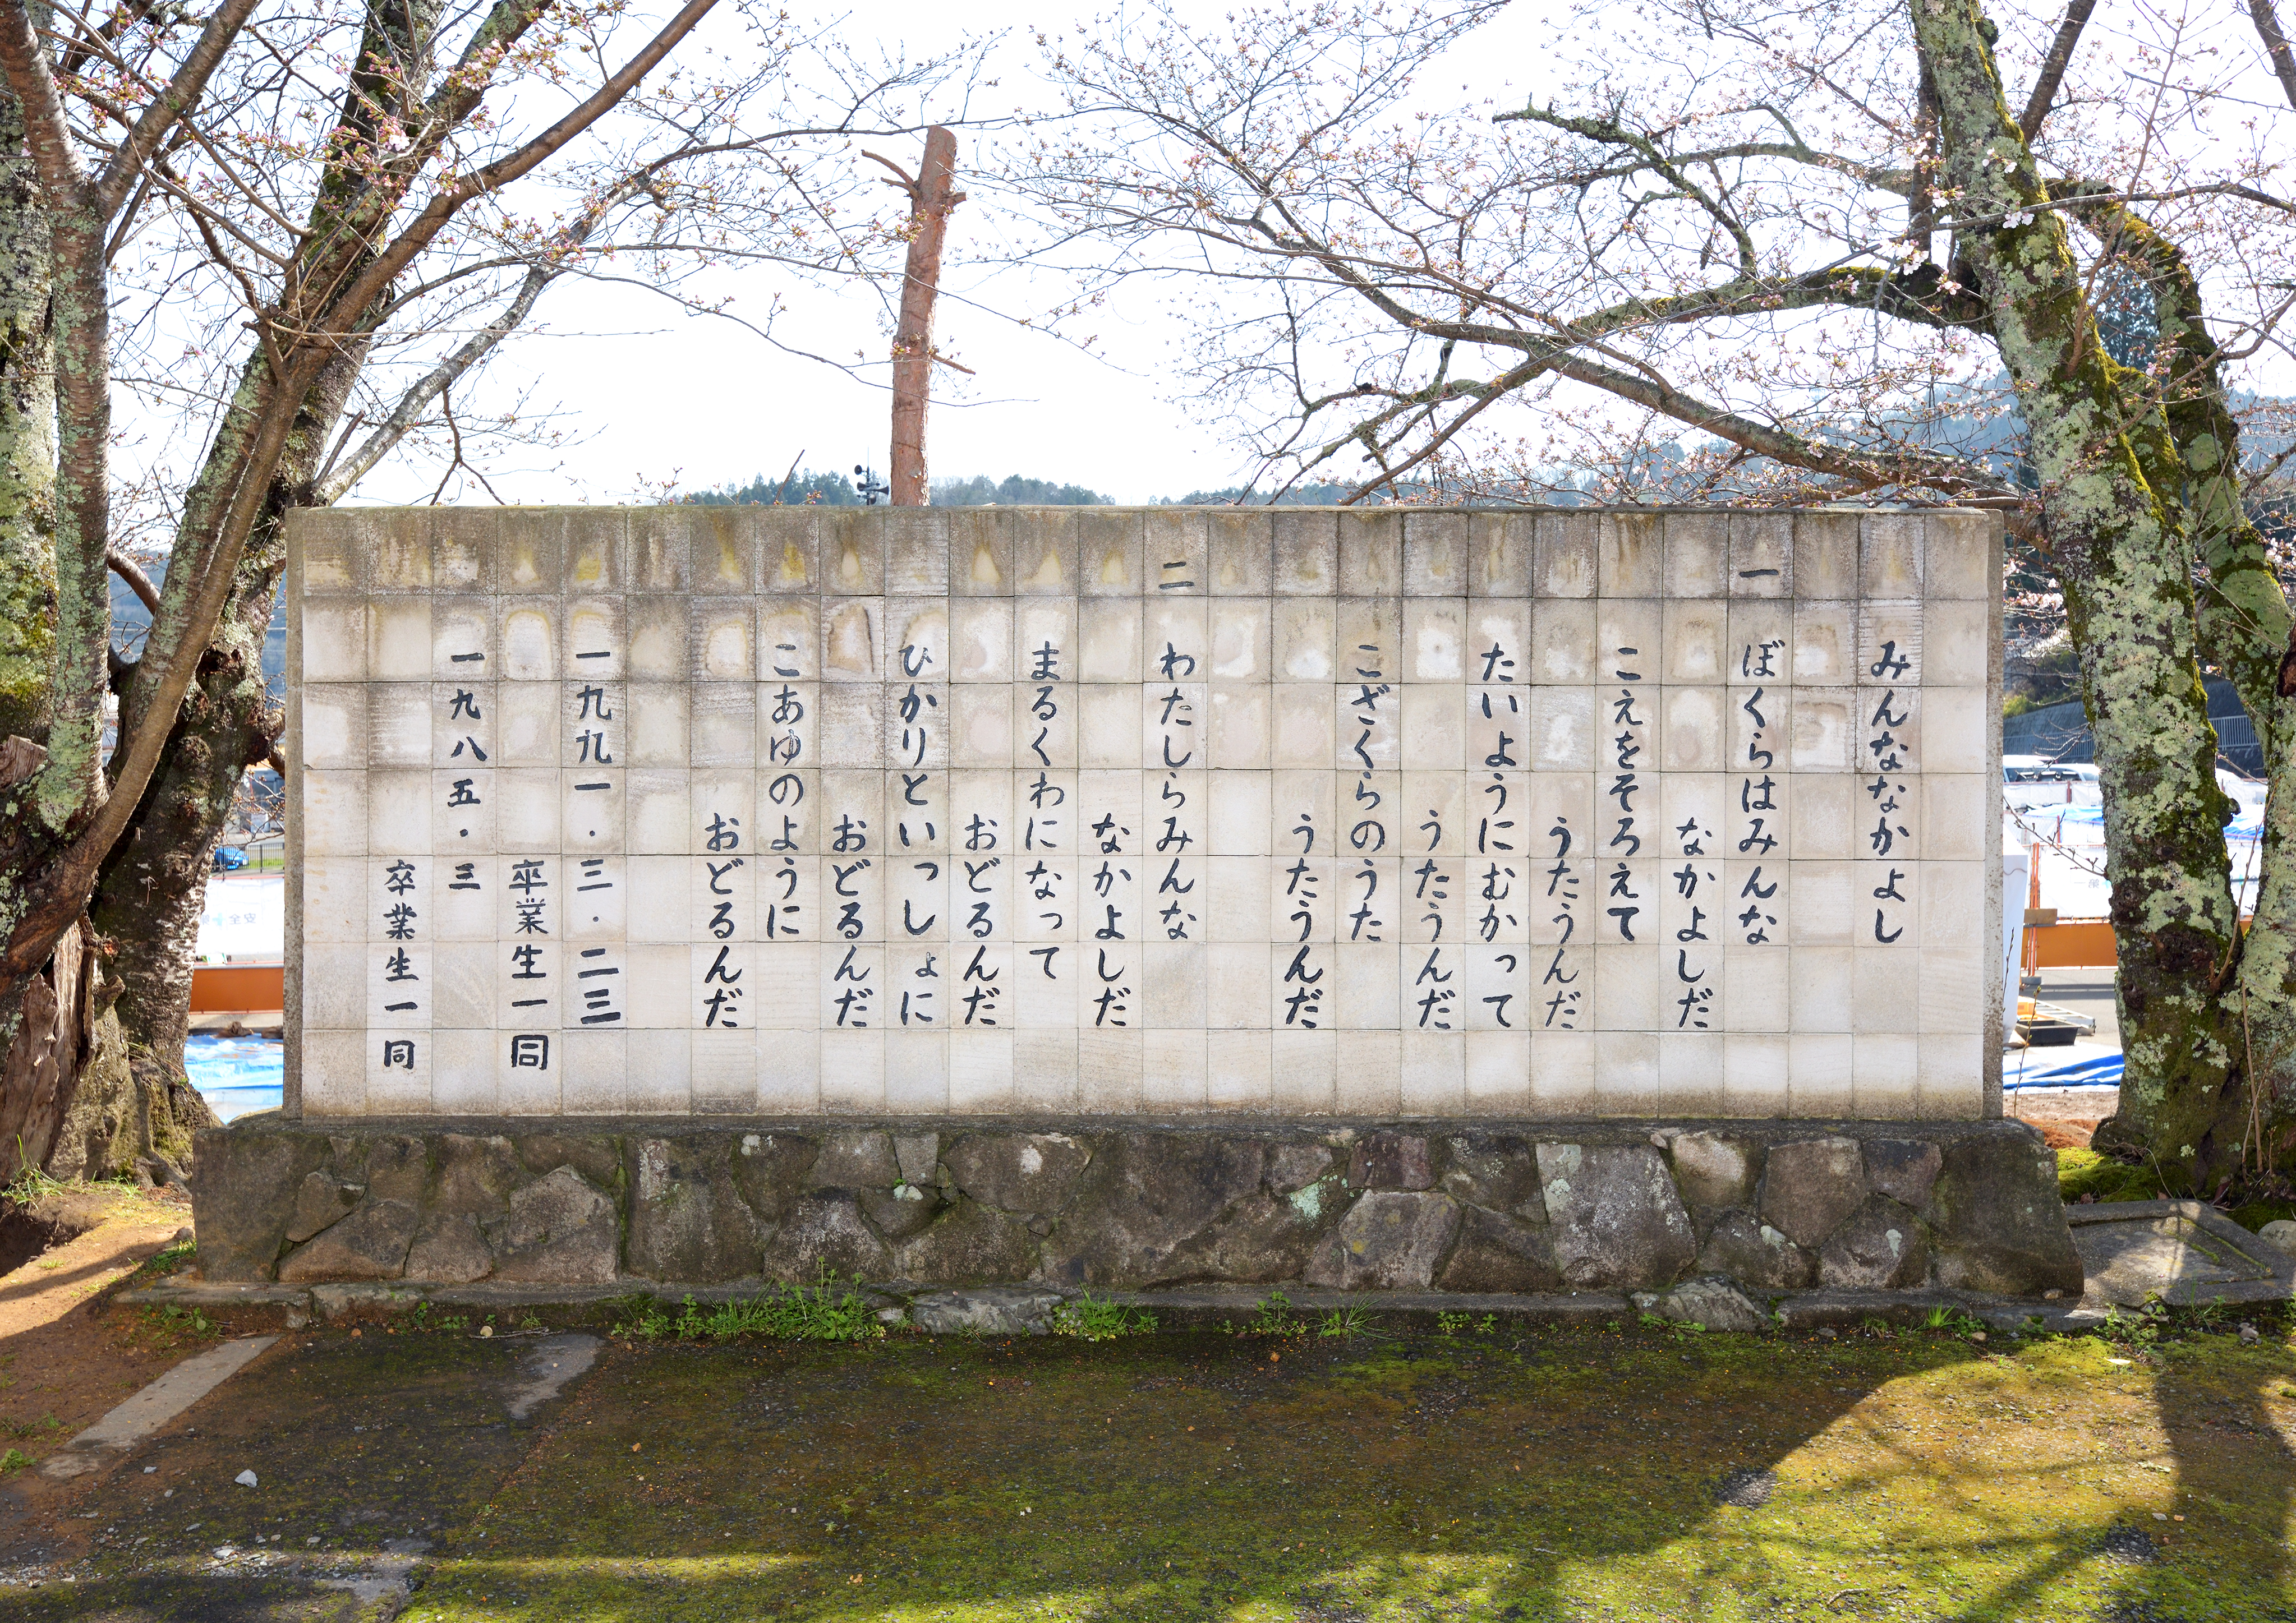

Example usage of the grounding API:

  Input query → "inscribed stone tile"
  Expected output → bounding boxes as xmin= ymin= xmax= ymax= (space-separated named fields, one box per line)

xmin=1272 ymin=511 xmax=1337 ymax=596
xmin=287 ymin=506 xmax=2002 ymax=1124
xmin=1079 ymin=510 xmax=1143 ymax=597
xmin=1271 ymin=1029 xmax=1336 ymax=1112
xmin=1339 ymin=511 xmax=1404 ymax=597
xmin=431 ymin=1029 xmax=496 ymax=1114
xmin=1852 ymin=1033 xmax=1921 ymax=1118
xmin=302 ymin=1030 xmax=367 ymax=1116
xmin=1404 ymin=512 xmax=1468 ymax=596
xmin=1722 ymin=1033 xmax=1791 ymax=1115
xmin=1918 ymin=1034 xmax=1987 ymax=1118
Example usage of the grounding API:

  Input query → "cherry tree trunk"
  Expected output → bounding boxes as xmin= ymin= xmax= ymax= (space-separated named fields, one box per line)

xmin=889 ymin=126 xmax=962 ymax=508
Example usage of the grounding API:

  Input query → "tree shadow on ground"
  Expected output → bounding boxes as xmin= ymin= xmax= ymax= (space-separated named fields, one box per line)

xmin=392 ymin=1324 xmax=2296 ymax=1621
xmin=2145 ymin=1315 xmax=2296 ymax=1618
xmin=15 ymin=1318 xmax=2296 ymax=1622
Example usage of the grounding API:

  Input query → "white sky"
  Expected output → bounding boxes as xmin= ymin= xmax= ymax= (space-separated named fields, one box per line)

xmin=337 ymin=0 xmax=2294 ymax=511
xmin=348 ymin=0 xmax=1560 ymax=508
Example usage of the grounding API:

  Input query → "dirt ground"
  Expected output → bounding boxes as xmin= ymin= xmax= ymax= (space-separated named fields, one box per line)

xmin=0 ymin=1183 xmax=206 ymax=1511
xmin=0 ymin=1289 xmax=2286 ymax=1623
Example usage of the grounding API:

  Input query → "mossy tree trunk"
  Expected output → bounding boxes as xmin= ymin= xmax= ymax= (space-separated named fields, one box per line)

xmin=1911 ymin=0 xmax=2261 ymax=1179
xmin=0 ymin=75 xmax=53 ymax=745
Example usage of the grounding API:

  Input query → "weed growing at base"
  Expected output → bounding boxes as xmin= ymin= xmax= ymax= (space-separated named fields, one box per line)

xmin=1437 ymin=1310 xmax=1498 ymax=1338
xmin=611 ymin=1274 xmax=883 ymax=1344
xmin=1222 ymin=1290 xmax=1305 ymax=1337
xmin=144 ymin=1304 xmax=214 ymax=1341
xmin=1923 ymin=1304 xmax=1989 ymax=1338
xmin=1050 ymin=1292 xmax=1156 ymax=1341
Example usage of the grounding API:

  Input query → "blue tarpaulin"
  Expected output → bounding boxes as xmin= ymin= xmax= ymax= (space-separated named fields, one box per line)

xmin=2004 ymin=1045 xmax=2124 ymax=1089
xmin=185 ymin=1032 xmax=283 ymax=1122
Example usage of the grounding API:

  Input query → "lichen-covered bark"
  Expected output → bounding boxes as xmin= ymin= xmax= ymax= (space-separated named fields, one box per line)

xmin=0 ymin=78 xmax=54 ymax=745
xmin=1912 ymin=0 xmax=2250 ymax=1181
xmin=2111 ymin=220 xmax=2296 ymax=1152
xmin=89 ymin=580 xmax=270 ymax=1129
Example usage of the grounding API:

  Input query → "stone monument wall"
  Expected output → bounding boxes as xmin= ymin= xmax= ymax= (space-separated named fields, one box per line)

xmin=192 ymin=505 xmax=2073 ymax=1301
xmin=282 ymin=505 xmax=2003 ymax=1123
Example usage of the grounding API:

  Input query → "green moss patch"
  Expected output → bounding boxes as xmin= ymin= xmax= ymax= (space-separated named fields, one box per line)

xmin=422 ymin=1325 xmax=2296 ymax=1621
xmin=22 ymin=1320 xmax=2296 ymax=1621
xmin=2058 ymin=1146 xmax=2296 ymax=1232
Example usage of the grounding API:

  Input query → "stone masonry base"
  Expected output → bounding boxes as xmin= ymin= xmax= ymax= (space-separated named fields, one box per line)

xmin=190 ymin=1117 xmax=2083 ymax=1304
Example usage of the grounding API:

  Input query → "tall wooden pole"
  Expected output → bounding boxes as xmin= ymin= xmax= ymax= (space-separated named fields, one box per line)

xmin=877 ymin=127 xmax=964 ymax=507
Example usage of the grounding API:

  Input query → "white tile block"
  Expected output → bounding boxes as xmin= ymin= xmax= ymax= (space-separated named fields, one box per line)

xmin=301 ymin=1030 xmax=367 ymax=1116
xmin=1271 ymin=1030 xmax=1335 ymax=1112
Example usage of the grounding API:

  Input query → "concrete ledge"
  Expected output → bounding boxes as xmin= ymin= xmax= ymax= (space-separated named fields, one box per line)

xmin=188 ymin=1115 xmax=2082 ymax=1306
xmin=2068 ymin=1198 xmax=2296 ymax=1307
xmin=116 ymin=1278 xmax=2111 ymax=1336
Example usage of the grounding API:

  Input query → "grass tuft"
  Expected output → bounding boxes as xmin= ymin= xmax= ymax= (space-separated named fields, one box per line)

xmin=613 ymin=1275 xmax=884 ymax=1344
xmin=1048 ymin=1292 xmax=1157 ymax=1341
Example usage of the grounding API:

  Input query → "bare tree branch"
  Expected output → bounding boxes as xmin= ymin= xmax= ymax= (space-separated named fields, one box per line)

xmin=316 ymin=0 xmax=723 ymax=347
xmin=106 ymin=548 xmax=160 ymax=615
xmin=2252 ymin=0 xmax=2296 ymax=111
xmin=91 ymin=0 xmax=265 ymax=217
xmin=2020 ymin=0 xmax=2099 ymax=140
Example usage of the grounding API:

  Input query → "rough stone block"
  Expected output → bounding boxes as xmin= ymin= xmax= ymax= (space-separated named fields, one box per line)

xmin=1535 ymin=1143 xmax=1696 ymax=1289
xmin=730 ymin=1132 xmax=818 ymax=1228
xmin=278 ymin=1198 xmax=420 ymax=1283
xmin=514 ymin=1136 xmax=623 ymax=1195
xmin=491 ymin=1166 xmax=619 ymax=1284
xmin=859 ymin=1184 xmax=942 ymax=1242
xmin=1154 ymin=1193 xmax=1323 ymax=1286
xmin=808 ymin=1133 xmax=900 ymax=1191
xmin=908 ymin=1287 xmax=1067 ymax=1336
xmin=1437 ymin=1205 xmax=1561 ymax=1293
xmin=285 ymin=1172 xmax=363 ymax=1244
xmin=1348 ymin=1133 xmax=1433 ymax=1191
xmin=1817 ymin=1195 xmax=1929 ymax=1289
xmin=1930 ymin=1129 xmax=2083 ymax=1296
xmin=1040 ymin=1134 xmax=1263 ymax=1287
xmin=1667 ymin=1130 xmax=1761 ymax=1213
xmin=892 ymin=1133 xmax=941 ymax=1186
xmin=625 ymin=1137 xmax=762 ymax=1282
xmin=1758 ymin=1136 xmax=1868 ymax=1248
xmin=404 ymin=1210 xmax=495 ymax=1284
xmin=1304 ymin=1192 xmax=1461 ymax=1290
xmin=1695 ymin=1208 xmax=1816 ymax=1290
xmin=944 ymin=1132 xmax=1092 ymax=1215
xmin=191 ymin=1130 xmax=335 ymax=1280
xmin=758 ymin=1189 xmax=893 ymax=1281
xmin=434 ymin=1135 xmax=523 ymax=1218
xmin=1864 ymin=1137 xmax=1944 ymax=1210
xmin=1265 ymin=1142 xmax=1333 ymax=1194
xmin=1435 ymin=1134 xmax=1547 ymax=1216
xmin=1632 ymin=1275 xmax=1769 ymax=1333
xmin=895 ymin=1198 xmax=1037 ymax=1281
